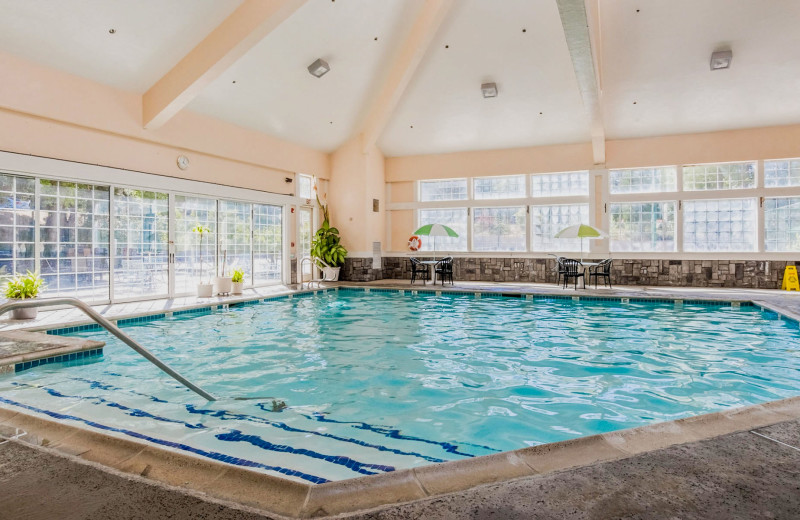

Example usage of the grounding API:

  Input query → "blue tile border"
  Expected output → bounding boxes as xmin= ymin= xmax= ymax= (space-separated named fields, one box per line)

xmin=46 ymin=323 xmax=103 ymax=335
xmin=14 ymin=348 xmax=103 ymax=373
xmin=173 ymin=306 xmax=213 ymax=317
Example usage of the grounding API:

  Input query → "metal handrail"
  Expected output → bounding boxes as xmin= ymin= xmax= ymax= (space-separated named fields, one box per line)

xmin=0 ymin=298 xmax=215 ymax=401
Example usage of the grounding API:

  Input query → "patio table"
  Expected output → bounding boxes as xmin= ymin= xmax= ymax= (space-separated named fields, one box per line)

xmin=418 ymin=260 xmax=440 ymax=285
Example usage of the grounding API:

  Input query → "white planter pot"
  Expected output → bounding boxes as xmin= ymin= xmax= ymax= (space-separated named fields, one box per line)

xmin=215 ymin=276 xmax=232 ymax=295
xmin=323 ymin=266 xmax=340 ymax=281
xmin=197 ymin=283 xmax=214 ymax=298
xmin=11 ymin=303 xmax=38 ymax=320
xmin=232 ymin=281 xmax=244 ymax=295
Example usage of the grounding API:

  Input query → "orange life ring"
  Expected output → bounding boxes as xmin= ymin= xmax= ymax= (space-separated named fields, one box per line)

xmin=408 ymin=235 xmax=422 ymax=251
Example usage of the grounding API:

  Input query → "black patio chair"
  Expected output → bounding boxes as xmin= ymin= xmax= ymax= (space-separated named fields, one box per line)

xmin=410 ymin=257 xmax=430 ymax=285
xmin=561 ymin=258 xmax=585 ymax=289
xmin=589 ymin=258 xmax=612 ymax=289
xmin=435 ymin=257 xmax=454 ymax=285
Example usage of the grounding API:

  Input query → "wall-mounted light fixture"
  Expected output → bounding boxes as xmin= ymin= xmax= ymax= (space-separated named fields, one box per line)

xmin=307 ymin=58 xmax=330 ymax=78
xmin=710 ymin=50 xmax=732 ymax=71
xmin=481 ymin=82 xmax=498 ymax=98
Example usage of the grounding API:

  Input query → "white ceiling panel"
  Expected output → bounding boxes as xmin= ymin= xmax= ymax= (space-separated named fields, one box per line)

xmin=601 ymin=0 xmax=800 ymax=140
xmin=378 ymin=0 xmax=590 ymax=157
xmin=0 ymin=0 xmax=242 ymax=92
xmin=187 ymin=0 xmax=425 ymax=153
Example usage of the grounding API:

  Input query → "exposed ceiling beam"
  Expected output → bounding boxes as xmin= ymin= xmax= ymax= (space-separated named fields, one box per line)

xmin=358 ymin=0 xmax=455 ymax=154
xmin=143 ymin=0 xmax=307 ymax=130
xmin=556 ymin=0 xmax=605 ymax=165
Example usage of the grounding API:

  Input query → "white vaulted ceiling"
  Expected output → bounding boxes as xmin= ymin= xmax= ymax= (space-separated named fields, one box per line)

xmin=0 ymin=0 xmax=799 ymax=157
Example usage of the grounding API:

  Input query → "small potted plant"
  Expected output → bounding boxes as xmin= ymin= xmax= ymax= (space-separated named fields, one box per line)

xmin=215 ymin=250 xmax=232 ymax=295
xmin=231 ymin=267 xmax=244 ymax=295
xmin=192 ymin=225 xmax=214 ymax=298
xmin=5 ymin=270 xmax=45 ymax=320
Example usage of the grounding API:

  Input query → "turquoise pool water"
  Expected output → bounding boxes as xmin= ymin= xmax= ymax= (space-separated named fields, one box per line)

xmin=1 ymin=289 xmax=799 ymax=483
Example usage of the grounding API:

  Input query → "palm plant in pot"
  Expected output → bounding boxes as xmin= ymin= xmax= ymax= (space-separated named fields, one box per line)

xmin=310 ymin=185 xmax=347 ymax=280
xmin=5 ymin=270 xmax=45 ymax=319
xmin=192 ymin=225 xmax=214 ymax=297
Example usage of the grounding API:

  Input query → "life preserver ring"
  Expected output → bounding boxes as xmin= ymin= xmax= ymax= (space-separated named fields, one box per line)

xmin=408 ymin=235 xmax=422 ymax=251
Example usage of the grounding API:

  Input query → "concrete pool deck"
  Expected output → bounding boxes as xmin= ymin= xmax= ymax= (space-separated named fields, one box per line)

xmin=0 ymin=281 xmax=800 ymax=518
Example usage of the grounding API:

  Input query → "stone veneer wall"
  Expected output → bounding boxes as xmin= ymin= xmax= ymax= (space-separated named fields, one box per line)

xmin=339 ymin=256 xmax=800 ymax=289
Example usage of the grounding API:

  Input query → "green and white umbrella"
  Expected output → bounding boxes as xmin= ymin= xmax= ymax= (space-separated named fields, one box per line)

xmin=414 ymin=223 xmax=459 ymax=259
xmin=554 ymin=223 xmax=606 ymax=262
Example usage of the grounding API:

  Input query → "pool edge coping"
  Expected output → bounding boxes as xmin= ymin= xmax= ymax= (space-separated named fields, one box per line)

xmin=1 ymin=394 xmax=799 ymax=518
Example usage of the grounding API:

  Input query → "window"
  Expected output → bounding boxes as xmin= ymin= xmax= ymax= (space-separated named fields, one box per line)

xmin=297 ymin=174 xmax=313 ymax=200
xmin=765 ymin=197 xmax=800 ymax=252
xmin=683 ymin=162 xmax=755 ymax=191
xmin=219 ymin=200 xmax=252 ymax=279
xmin=418 ymin=209 xmax=467 ymax=251
xmin=112 ymin=189 xmax=169 ymax=299
xmin=39 ymin=180 xmax=110 ymax=300
xmin=609 ymin=202 xmax=676 ymax=252
xmin=472 ymin=207 xmax=526 ymax=252
xmin=609 ymin=167 xmax=677 ymax=194
xmin=531 ymin=204 xmax=589 ymax=252
xmin=473 ymin=175 xmax=526 ymax=200
xmin=253 ymin=203 xmax=282 ymax=284
xmin=420 ymin=179 xmax=468 ymax=201
xmin=0 ymin=174 xmax=35 ymax=277
xmin=174 ymin=196 xmax=217 ymax=294
xmin=764 ymin=159 xmax=800 ymax=188
xmin=683 ymin=198 xmax=756 ymax=252
xmin=531 ymin=171 xmax=589 ymax=197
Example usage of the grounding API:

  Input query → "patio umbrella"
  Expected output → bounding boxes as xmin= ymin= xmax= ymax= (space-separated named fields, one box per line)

xmin=554 ymin=223 xmax=606 ymax=262
xmin=414 ymin=223 xmax=459 ymax=260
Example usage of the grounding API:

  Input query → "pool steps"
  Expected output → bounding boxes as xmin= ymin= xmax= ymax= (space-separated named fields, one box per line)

xmin=0 ymin=330 xmax=104 ymax=375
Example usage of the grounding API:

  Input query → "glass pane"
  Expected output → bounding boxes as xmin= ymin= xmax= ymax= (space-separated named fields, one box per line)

xmin=297 ymin=175 xmax=313 ymax=200
xmin=531 ymin=171 xmax=589 ymax=197
xmin=765 ymin=197 xmax=800 ymax=252
xmin=473 ymin=175 xmax=526 ymax=200
xmin=609 ymin=202 xmax=676 ymax=252
xmin=175 ymin=196 xmax=217 ymax=294
xmin=683 ymin=198 xmax=756 ymax=252
xmin=417 ymin=209 xmax=467 ymax=252
xmin=419 ymin=179 xmax=468 ymax=202
xmin=609 ymin=167 xmax=677 ymax=194
xmin=683 ymin=162 xmax=756 ymax=191
xmin=112 ymin=188 xmax=169 ymax=299
xmin=472 ymin=207 xmax=526 ymax=252
xmin=531 ymin=204 xmax=589 ymax=252
xmin=298 ymin=208 xmax=312 ymax=281
xmin=219 ymin=200 xmax=252 ymax=280
xmin=253 ymin=204 xmax=283 ymax=284
xmin=764 ymin=159 xmax=800 ymax=188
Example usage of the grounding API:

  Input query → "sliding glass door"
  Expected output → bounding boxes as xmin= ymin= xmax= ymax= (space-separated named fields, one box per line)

xmin=174 ymin=196 xmax=217 ymax=295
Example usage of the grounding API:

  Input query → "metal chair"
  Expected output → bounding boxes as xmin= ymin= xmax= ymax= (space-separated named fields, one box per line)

xmin=561 ymin=258 xmax=585 ymax=289
xmin=410 ymin=258 xmax=430 ymax=285
xmin=589 ymin=258 xmax=612 ymax=288
xmin=435 ymin=256 xmax=454 ymax=285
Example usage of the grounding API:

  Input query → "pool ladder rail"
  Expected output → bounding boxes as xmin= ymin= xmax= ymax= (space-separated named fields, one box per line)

xmin=0 ymin=297 xmax=216 ymax=401
xmin=300 ymin=256 xmax=336 ymax=289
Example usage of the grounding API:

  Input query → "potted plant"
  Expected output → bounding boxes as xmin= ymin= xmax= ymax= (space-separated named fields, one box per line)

xmin=231 ymin=267 xmax=244 ymax=295
xmin=310 ymin=183 xmax=347 ymax=281
xmin=192 ymin=225 xmax=214 ymax=297
xmin=215 ymin=249 xmax=232 ymax=295
xmin=5 ymin=270 xmax=45 ymax=320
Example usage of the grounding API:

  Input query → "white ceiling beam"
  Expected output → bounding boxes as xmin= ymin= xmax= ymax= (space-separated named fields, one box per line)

xmin=358 ymin=0 xmax=454 ymax=154
xmin=556 ymin=0 xmax=605 ymax=165
xmin=142 ymin=0 xmax=307 ymax=130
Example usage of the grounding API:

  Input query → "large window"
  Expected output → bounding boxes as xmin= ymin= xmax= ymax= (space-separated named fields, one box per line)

xmin=0 ymin=174 xmax=35 ymax=277
xmin=420 ymin=179 xmax=468 ymax=202
xmin=683 ymin=162 xmax=756 ymax=191
xmin=219 ymin=200 xmax=252 ymax=279
xmin=418 ymin=209 xmax=467 ymax=251
xmin=39 ymin=180 xmax=109 ymax=301
xmin=683 ymin=198 xmax=757 ymax=252
xmin=474 ymin=175 xmax=526 ymax=200
xmin=765 ymin=197 xmax=800 ymax=252
xmin=531 ymin=171 xmax=589 ymax=197
xmin=112 ymin=189 xmax=169 ymax=299
xmin=531 ymin=204 xmax=589 ymax=252
xmin=174 ymin=196 xmax=217 ymax=294
xmin=472 ymin=207 xmax=526 ymax=252
xmin=765 ymin=159 xmax=800 ymax=188
xmin=609 ymin=202 xmax=676 ymax=252
xmin=253 ymin=203 xmax=282 ymax=284
xmin=610 ymin=167 xmax=676 ymax=194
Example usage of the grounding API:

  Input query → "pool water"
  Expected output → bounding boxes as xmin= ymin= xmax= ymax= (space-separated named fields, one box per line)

xmin=1 ymin=289 xmax=800 ymax=483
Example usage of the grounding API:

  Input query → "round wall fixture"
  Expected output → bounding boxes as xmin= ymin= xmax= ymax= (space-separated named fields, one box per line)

xmin=177 ymin=155 xmax=190 ymax=170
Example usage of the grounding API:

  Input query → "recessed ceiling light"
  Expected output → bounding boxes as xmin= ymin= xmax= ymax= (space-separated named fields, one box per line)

xmin=481 ymin=82 xmax=498 ymax=98
xmin=710 ymin=50 xmax=732 ymax=70
xmin=307 ymin=58 xmax=330 ymax=78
